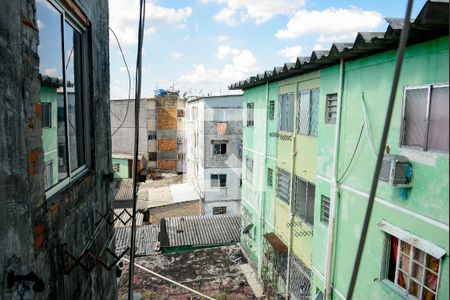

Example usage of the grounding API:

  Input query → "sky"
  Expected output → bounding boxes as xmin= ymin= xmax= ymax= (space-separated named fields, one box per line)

xmin=109 ymin=0 xmax=428 ymax=99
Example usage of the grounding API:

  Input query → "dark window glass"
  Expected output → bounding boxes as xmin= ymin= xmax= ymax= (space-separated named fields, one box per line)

xmin=211 ymin=174 xmax=226 ymax=187
xmin=326 ymin=94 xmax=337 ymax=124
xmin=42 ymin=102 xmax=52 ymax=128
xmin=428 ymin=86 xmax=449 ymax=152
xmin=213 ymin=206 xmax=227 ymax=215
xmin=267 ymin=168 xmax=273 ymax=187
xmin=269 ymin=100 xmax=275 ymax=120
xmin=213 ymin=143 xmax=227 ymax=154
xmin=247 ymin=103 xmax=254 ymax=127
xmin=321 ymin=195 xmax=330 ymax=224
xmin=402 ymin=88 xmax=428 ymax=148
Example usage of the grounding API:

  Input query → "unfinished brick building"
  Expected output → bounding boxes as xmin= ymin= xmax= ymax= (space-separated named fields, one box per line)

xmin=0 ymin=0 xmax=116 ymax=298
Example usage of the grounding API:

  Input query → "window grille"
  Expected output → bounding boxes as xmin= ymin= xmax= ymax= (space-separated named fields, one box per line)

xmin=310 ymin=89 xmax=320 ymax=136
xmin=269 ymin=100 xmax=275 ymax=120
xmin=402 ymin=85 xmax=449 ymax=153
xmin=279 ymin=93 xmax=295 ymax=133
xmin=289 ymin=255 xmax=312 ymax=299
xmin=148 ymin=131 xmax=156 ymax=140
xmin=277 ymin=169 xmax=290 ymax=203
xmin=212 ymin=206 xmax=227 ymax=215
xmin=326 ymin=93 xmax=338 ymax=124
xmin=177 ymin=109 xmax=185 ymax=117
xmin=274 ymin=251 xmax=288 ymax=280
xmin=293 ymin=177 xmax=315 ymax=226
xmin=246 ymin=157 xmax=253 ymax=184
xmin=247 ymin=102 xmax=254 ymax=127
xmin=321 ymin=195 xmax=330 ymax=224
xmin=297 ymin=89 xmax=320 ymax=136
xmin=149 ymin=152 xmax=157 ymax=161
xmin=211 ymin=174 xmax=227 ymax=188
xmin=112 ymin=163 xmax=120 ymax=173
xmin=385 ymin=235 xmax=441 ymax=299
xmin=267 ymin=168 xmax=273 ymax=187
xmin=42 ymin=102 xmax=52 ymax=128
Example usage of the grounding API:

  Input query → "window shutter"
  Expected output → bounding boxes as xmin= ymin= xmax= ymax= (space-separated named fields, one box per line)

xmin=427 ymin=86 xmax=449 ymax=152
xmin=402 ymin=88 xmax=428 ymax=148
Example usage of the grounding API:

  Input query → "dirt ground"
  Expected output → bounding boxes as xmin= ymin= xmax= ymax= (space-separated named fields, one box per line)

xmin=118 ymin=245 xmax=259 ymax=300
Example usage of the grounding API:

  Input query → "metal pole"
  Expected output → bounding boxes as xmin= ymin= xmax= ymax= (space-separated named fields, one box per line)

xmin=128 ymin=0 xmax=146 ymax=298
xmin=346 ymin=0 xmax=413 ymax=298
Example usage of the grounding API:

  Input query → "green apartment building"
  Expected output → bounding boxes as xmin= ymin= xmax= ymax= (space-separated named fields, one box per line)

xmin=231 ymin=2 xmax=448 ymax=299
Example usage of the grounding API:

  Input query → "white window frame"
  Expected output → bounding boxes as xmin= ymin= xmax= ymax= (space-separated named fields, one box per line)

xmin=210 ymin=174 xmax=227 ymax=188
xmin=378 ymin=221 xmax=445 ymax=299
xmin=400 ymin=83 xmax=449 ymax=154
xmin=41 ymin=0 xmax=92 ymax=200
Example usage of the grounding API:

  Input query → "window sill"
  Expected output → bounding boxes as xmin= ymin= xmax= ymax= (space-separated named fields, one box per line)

xmin=399 ymin=147 xmax=448 ymax=166
xmin=379 ymin=279 xmax=410 ymax=300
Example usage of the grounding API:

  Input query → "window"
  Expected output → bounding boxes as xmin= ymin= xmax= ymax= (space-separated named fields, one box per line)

xmin=246 ymin=157 xmax=253 ymax=184
xmin=267 ymin=168 xmax=273 ymax=187
xmin=277 ymin=169 xmax=290 ymax=203
xmin=112 ymin=163 xmax=120 ymax=173
xmin=402 ymin=85 xmax=449 ymax=152
xmin=320 ymin=195 xmax=330 ymax=224
xmin=246 ymin=103 xmax=254 ymax=127
xmin=42 ymin=102 xmax=52 ymax=128
xmin=149 ymin=152 xmax=157 ymax=161
xmin=177 ymin=109 xmax=185 ymax=117
xmin=326 ymin=93 xmax=337 ymax=124
xmin=37 ymin=0 xmax=88 ymax=195
xmin=148 ymin=131 xmax=156 ymax=140
xmin=269 ymin=100 xmax=275 ymax=120
xmin=297 ymin=89 xmax=319 ymax=136
xmin=213 ymin=206 xmax=227 ymax=215
xmin=293 ymin=177 xmax=315 ymax=226
xmin=44 ymin=162 xmax=53 ymax=190
xmin=385 ymin=235 xmax=441 ymax=299
xmin=213 ymin=143 xmax=227 ymax=155
xmin=279 ymin=93 xmax=295 ymax=133
xmin=211 ymin=174 xmax=227 ymax=188
xmin=177 ymin=153 xmax=184 ymax=160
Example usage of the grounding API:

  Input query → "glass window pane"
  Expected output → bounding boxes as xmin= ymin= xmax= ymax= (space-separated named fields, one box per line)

xmin=408 ymin=279 xmax=421 ymax=298
xmin=37 ymin=1 xmax=68 ymax=188
xmin=64 ymin=22 xmax=85 ymax=171
xmin=310 ymin=89 xmax=320 ymax=136
xmin=298 ymin=91 xmax=311 ymax=135
xmin=402 ymin=88 xmax=428 ymax=148
xmin=427 ymin=86 xmax=449 ymax=152
xmin=306 ymin=183 xmax=315 ymax=225
xmin=287 ymin=93 xmax=295 ymax=133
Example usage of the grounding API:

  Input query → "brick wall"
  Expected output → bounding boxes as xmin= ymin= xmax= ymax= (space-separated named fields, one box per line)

xmin=157 ymin=108 xmax=177 ymax=129
xmin=158 ymin=139 xmax=177 ymax=151
xmin=157 ymin=160 xmax=177 ymax=170
xmin=0 ymin=0 xmax=116 ymax=299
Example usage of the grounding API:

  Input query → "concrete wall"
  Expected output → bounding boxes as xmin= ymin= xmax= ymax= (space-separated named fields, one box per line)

xmin=312 ymin=37 xmax=449 ymax=299
xmin=0 ymin=0 xmax=115 ymax=299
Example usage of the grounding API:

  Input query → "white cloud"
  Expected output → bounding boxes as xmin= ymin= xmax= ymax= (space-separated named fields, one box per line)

xmin=43 ymin=68 xmax=57 ymax=76
xmin=217 ymin=35 xmax=229 ymax=43
xmin=170 ymin=52 xmax=183 ymax=59
xmin=37 ymin=19 xmax=44 ymax=29
xmin=276 ymin=7 xmax=383 ymax=40
xmin=179 ymin=45 xmax=257 ymax=91
xmin=109 ymin=0 xmax=192 ymax=45
xmin=205 ymin=0 xmax=306 ymax=25
xmin=277 ymin=46 xmax=302 ymax=62
xmin=313 ymin=43 xmax=327 ymax=50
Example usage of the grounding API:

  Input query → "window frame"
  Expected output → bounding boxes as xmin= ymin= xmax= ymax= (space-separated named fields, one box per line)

xmin=42 ymin=102 xmax=52 ymax=128
xmin=293 ymin=176 xmax=315 ymax=226
xmin=210 ymin=174 xmax=227 ymax=188
xmin=269 ymin=100 xmax=275 ymax=120
xmin=41 ymin=0 xmax=92 ymax=200
xmin=278 ymin=93 xmax=295 ymax=134
xmin=212 ymin=142 xmax=227 ymax=155
xmin=267 ymin=168 xmax=273 ymax=187
xmin=400 ymin=83 xmax=449 ymax=154
xmin=276 ymin=168 xmax=290 ymax=203
xmin=297 ymin=88 xmax=320 ymax=137
xmin=148 ymin=131 xmax=157 ymax=140
xmin=320 ymin=195 xmax=330 ymax=225
xmin=246 ymin=102 xmax=254 ymax=127
xmin=325 ymin=93 xmax=337 ymax=124
xmin=212 ymin=206 xmax=227 ymax=215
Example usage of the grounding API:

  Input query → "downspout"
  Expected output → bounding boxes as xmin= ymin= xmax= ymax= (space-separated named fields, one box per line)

xmin=325 ymin=58 xmax=345 ymax=300
xmin=285 ymin=88 xmax=299 ymax=299
xmin=258 ymin=81 xmax=270 ymax=278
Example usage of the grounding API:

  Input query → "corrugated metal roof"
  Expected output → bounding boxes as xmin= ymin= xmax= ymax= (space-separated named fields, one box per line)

xmin=115 ymin=224 xmax=160 ymax=256
xmin=112 ymin=179 xmax=133 ymax=201
xmin=113 ymin=208 xmax=144 ymax=228
xmin=264 ymin=232 xmax=288 ymax=253
xmin=229 ymin=1 xmax=448 ymax=90
xmin=161 ymin=214 xmax=241 ymax=248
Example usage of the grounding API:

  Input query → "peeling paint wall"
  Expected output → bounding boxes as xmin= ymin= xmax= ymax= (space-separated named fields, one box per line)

xmin=0 ymin=0 xmax=116 ymax=298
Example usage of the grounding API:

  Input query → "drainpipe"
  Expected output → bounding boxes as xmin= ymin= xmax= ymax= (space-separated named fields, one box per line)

xmin=285 ymin=87 xmax=299 ymax=299
xmin=324 ymin=58 xmax=345 ymax=300
xmin=258 ymin=81 xmax=270 ymax=278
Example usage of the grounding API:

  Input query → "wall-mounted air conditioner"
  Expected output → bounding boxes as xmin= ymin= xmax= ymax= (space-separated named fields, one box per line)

xmin=379 ymin=155 xmax=413 ymax=187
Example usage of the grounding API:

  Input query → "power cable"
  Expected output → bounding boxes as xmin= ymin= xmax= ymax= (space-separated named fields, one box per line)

xmin=109 ymin=26 xmax=132 ymax=137
xmin=128 ymin=0 xmax=146 ymax=298
xmin=346 ymin=0 xmax=413 ymax=298
xmin=337 ymin=125 xmax=364 ymax=183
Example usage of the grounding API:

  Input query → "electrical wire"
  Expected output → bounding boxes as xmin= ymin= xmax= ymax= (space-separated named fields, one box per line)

xmin=337 ymin=124 xmax=364 ymax=183
xmin=109 ymin=26 xmax=132 ymax=137
xmin=361 ymin=92 xmax=377 ymax=158
xmin=346 ymin=0 xmax=414 ymax=298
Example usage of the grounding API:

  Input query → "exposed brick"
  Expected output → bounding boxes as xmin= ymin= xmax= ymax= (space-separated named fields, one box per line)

xmin=157 ymin=139 xmax=177 ymax=151
xmin=157 ymin=108 xmax=177 ymax=129
xmin=157 ymin=160 xmax=177 ymax=170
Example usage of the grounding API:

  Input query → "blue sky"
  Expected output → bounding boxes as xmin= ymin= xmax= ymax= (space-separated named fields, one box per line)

xmin=109 ymin=0 xmax=427 ymax=99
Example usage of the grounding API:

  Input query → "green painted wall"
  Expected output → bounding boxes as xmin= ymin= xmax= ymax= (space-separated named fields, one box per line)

xmin=274 ymin=71 xmax=320 ymax=269
xmin=112 ymin=158 xmax=130 ymax=179
xmin=41 ymin=85 xmax=59 ymax=187
xmin=241 ymin=81 xmax=279 ymax=277
xmin=312 ymin=37 xmax=449 ymax=299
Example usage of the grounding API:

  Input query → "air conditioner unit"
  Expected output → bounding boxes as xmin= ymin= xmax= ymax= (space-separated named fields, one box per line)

xmin=379 ymin=155 xmax=413 ymax=187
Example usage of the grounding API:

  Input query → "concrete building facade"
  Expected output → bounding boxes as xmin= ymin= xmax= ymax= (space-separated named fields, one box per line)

xmin=186 ymin=95 xmax=243 ymax=215
xmin=0 ymin=0 xmax=116 ymax=298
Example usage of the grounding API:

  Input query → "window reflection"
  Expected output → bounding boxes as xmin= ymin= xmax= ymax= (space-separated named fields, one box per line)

xmin=37 ymin=1 xmax=68 ymax=190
